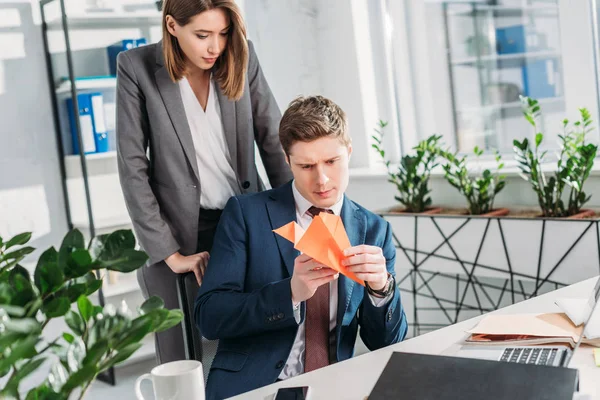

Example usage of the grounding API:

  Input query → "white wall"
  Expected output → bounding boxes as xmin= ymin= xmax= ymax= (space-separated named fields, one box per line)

xmin=0 ymin=0 xmax=68 ymax=257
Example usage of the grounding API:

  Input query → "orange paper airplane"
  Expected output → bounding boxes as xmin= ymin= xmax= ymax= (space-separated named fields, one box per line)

xmin=273 ymin=212 xmax=365 ymax=286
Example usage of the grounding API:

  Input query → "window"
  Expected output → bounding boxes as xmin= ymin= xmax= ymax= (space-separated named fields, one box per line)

xmin=387 ymin=0 xmax=600 ymax=154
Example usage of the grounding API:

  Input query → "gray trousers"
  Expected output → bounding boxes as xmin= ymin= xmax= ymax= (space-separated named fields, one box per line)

xmin=137 ymin=209 xmax=222 ymax=365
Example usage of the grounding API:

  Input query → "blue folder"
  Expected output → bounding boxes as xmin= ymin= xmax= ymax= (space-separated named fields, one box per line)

xmin=66 ymin=93 xmax=109 ymax=155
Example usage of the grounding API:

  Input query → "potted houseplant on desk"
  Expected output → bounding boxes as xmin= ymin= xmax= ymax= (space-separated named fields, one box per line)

xmin=372 ymin=121 xmax=443 ymax=214
xmin=513 ymin=97 xmax=598 ymax=219
xmin=0 ymin=229 xmax=183 ymax=399
xmin=438 ymin=145 xmax=509 ymax=217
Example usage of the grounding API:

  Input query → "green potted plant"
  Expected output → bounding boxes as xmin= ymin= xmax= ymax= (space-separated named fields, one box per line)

xmin=513 ymin=97 xmax=598 ymax=218
xmin=0 ymin=229 xmax=183 ymax=399
xmin=372 ymin=120 xmax=443 ymax=213
xmin=438 ymin=145 xmax=509 ymax=216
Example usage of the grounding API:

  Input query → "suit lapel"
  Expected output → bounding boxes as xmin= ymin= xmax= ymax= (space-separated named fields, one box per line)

xmin=154 ymin=63 xmax=200 ymax=183
xmin=337 ymin=196 xmax=366 ymax=328
xmin=266 ymin=182 xmax=298 ymax=277
xmin=215 ymin=84 xmax=239 ymax=176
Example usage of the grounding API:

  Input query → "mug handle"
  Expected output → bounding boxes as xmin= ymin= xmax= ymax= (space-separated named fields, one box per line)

xmin=135 ymin=373 xmax=152 ymax=400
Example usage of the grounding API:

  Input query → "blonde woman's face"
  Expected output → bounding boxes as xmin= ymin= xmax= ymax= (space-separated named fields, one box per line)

xmin=166 ymin=8 xmax=230 ymax=72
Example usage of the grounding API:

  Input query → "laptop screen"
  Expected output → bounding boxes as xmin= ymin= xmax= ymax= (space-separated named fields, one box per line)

xmin=567 ymin=276 xmax=600 ymax=367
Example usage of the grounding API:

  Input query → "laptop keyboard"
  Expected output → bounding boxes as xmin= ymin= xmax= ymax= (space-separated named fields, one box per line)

xmin=500 ymin=347 xmax=562 ymax=366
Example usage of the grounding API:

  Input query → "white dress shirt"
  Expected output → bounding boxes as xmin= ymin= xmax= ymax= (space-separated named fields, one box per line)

xmin=278 ymin=181 xmax=392 ymax=380
xmin=179 ymin=76 xmax=240 ymax=210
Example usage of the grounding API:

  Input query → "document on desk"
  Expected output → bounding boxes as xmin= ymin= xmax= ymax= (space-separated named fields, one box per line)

xmin=465 ymin=313 xmax=600 ymax=347
xmin=273 ymin=212 xmax=365 ymax=285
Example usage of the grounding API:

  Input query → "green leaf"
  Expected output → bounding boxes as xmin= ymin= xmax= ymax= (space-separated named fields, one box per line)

xmin=25 ymin=384 xmax=64 ymax=400
xmin=3 ymin=247 xmax=35 ymax=262
xmin=71 ymin=250 xmax=92 ymax=268
xmin=5 ymin=233 xmax=32 ymax=250
xmin=101 ymin=342 xmax=143 ymax=370
xmin=34 ymin=249 xmax=64 ymax=295
xmin=82 ymin=339 xmax=109 ymax=366
xmin=535 ymin=133 xmax=543 ymax=147
xmin=61 ymin=365 xmax=97 ymax=394
xmin=93 ymin=230 xmax=136 ymax=262
xmin=12 ymin=356 xmax=46 ymax=382
xmin=139 ymin=296 xmax=164 ymax=315
xmin=65 ymin=310 xmax=85 ymax=336
xmin=63 ymin=333 xmax=74 ymax=344
xmin=77 ymin=295 xmax=93 ymax=322
xmin=42 ymin=296 xmax=71 ymax=319
xmin=155 ymin=310 xmax=183 ymax=333
xmin=63 ymin=283 xmax=88 ymax=303
xmin=0 ymin=304 xmax=25 ymax=317
xmin=10 ymin=273 xmax=35 ymax=308
xmin=0 ymin=335 xmax=38 ymax=373
xmin=100 ymin=249 xmax=148 ymax=273
xmin=85 ymin=279 xmax=103 ymax=296
xmin=2 ymin=318 xmax=41 ymax=335
xmin=58 ymin=230 xmax=85 ymax=273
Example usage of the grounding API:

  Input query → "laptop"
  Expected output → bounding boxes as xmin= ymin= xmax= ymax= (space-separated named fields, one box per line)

xmin=455 ymin=276 xmax=600 ymax=367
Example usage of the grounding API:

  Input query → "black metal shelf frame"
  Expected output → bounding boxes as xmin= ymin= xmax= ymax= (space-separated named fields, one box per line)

xmin=382 ymin=213 xmax=600 ymax=337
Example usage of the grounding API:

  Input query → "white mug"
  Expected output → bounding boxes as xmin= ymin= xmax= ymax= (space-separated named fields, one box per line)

xmin=135 ymin=360 xmax=205 ymax=400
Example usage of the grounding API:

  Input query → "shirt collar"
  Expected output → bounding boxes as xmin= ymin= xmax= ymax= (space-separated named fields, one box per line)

xmin=292 ymin=180 xmax=344 ymax=217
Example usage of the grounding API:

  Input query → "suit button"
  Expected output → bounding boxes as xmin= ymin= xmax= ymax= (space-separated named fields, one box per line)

xmin=387 ymin=312 xmax=392 ymax=322
xmin=267 ymin=316 xmax=272 ymax=323
xmin=277 ymin=313 xmax=284 ymax=319
xmin=276 ymin=360 xmax=284 ymax=369
xmin=242 ymin=181 xmax=250 ymax=189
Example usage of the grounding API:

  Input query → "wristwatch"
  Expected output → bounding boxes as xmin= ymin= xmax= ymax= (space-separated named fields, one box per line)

xmin=366 ymin=272 xmax=395 ymax=298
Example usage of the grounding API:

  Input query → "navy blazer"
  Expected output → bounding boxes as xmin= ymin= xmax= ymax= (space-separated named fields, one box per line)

xmin=195 ymin=181 xmax=408 ymax=399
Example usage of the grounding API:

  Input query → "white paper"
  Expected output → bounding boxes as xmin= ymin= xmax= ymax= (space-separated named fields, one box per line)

xmin=91 ymin=94 xmax=107 ymax=133
xmin=79 ymin=114 xmax=96 ymax=153
xmin=555 ymin=297 xmax=600 ymax=339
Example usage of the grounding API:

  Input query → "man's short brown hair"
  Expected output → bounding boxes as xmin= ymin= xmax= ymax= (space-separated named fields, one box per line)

xmin=279 ymin=95 xmax=351 ymax=156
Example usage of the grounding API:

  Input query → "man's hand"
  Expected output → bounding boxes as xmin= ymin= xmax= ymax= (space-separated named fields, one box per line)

xmin=290 ymin=254 xmax=339 ymax=304
xmin=165 ymin=251 xmax=210 ymax=285
xmin=342 ymin=245 xmax=388 ymax=290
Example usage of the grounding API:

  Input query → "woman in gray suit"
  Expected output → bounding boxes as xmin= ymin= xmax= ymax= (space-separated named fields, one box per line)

xmin=116 ymin=0 xmax=291 ymax=364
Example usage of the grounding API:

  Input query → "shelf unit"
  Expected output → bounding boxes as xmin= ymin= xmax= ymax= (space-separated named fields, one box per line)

xmin=439 ymin=0 xmax=565 ymax=151
xmin=40 ymin=0 xmax=161 ymax=386
xmin=55 ymin=76 xmax=117 ymax=95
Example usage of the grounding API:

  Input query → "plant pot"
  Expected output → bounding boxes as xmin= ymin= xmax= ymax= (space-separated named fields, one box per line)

xmin=480 ymin=208 xmax=510 ymax=217
xmin=566 ymin=209 xmax=596 ymax=220
xmin=384 ymin=206 xmax=443 ymax=215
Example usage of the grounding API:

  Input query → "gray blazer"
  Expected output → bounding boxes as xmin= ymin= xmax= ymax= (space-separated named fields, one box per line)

xmin=116 ymin=40 xmax=292 ymax=265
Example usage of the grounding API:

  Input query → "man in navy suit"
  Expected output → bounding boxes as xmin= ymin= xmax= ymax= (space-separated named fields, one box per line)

xmin=195 ymin=95 xmax=408 ymax=399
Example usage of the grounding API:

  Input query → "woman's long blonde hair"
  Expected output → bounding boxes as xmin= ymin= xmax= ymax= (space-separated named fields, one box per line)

xmin=161 ymin=0 xmax=248 ymax=100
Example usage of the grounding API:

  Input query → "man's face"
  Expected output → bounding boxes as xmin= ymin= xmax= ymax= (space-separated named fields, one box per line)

xmin=287 ymin=137 xmax=352 ymax=208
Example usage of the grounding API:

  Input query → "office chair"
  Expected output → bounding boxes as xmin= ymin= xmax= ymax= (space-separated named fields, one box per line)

xmin=176 ymin=272 xmax=219 ymax=384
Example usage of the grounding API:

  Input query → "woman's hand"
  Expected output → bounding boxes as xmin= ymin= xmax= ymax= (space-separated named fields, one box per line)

xmin=165 ymin=251 xmax=210 ymax=285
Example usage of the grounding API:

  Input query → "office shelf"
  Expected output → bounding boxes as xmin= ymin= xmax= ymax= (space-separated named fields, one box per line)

xmin=55 ymin=77 xmax=117 ymax=95
xmin=448 ymin=5 xmax=558 ymax=17
xmin=45 ymin=10 xmax=162 ymax=30
xmin=452 ymin=50 xmax=561 ymax=68
xmin=460 ymin=96 xmax=564 ymax=114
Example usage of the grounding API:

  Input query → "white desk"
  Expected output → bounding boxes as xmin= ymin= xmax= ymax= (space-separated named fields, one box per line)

xmin=230 ymin=277 xmax=600 ymax=400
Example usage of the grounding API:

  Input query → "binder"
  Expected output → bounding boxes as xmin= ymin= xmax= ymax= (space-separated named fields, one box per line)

xmin=107 ymin=39 xmax=147 ymax=76
xmin=66 ymin=93 xmax=109 ymax=155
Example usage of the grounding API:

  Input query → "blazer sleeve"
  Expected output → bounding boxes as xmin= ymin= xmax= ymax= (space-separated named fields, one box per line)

xmin=194 ymin=196 xmax=297 ymax=340
xmin=358 ymin=221 xmax=408 ymax=349
xmin=247 ymin=40 xmax=293 ymax=188
xmin=116 ymin=51 xmax=180 ymax=264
